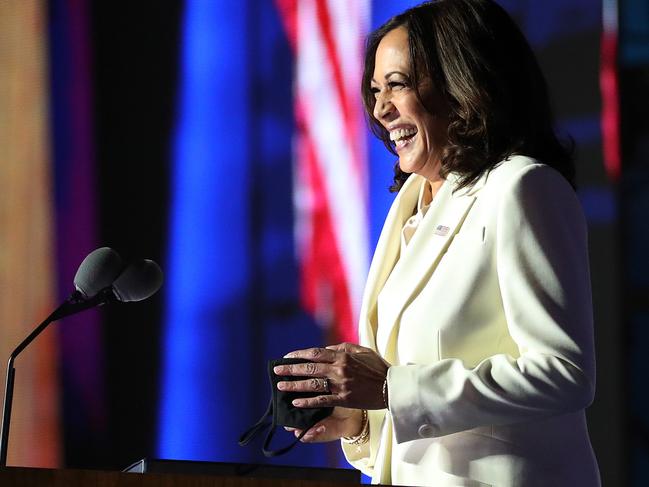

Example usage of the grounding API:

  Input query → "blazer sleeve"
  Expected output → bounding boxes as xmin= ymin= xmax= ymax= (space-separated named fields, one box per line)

xmin=387 ymin=163 xmax=596 ymax=444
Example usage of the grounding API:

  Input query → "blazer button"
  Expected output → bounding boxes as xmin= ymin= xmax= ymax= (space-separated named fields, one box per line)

xmin=417 ymin=424 xmax=436 ymax=438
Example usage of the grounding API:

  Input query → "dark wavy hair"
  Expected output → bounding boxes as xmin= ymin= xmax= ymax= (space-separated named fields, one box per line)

xmin=362 ymin=0 xmax=575 ymax=192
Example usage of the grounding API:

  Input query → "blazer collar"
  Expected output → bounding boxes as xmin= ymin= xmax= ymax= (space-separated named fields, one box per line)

xmin=447 ymin=168 xmax=489 ymax=197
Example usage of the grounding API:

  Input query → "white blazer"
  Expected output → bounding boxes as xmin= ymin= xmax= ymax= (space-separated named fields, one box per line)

xmin=342 ymin=156 xmax=600 ymax=486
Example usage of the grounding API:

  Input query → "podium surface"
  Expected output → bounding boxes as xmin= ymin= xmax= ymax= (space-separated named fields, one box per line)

xmin=0 ymin=465 xmax=362 ymax=487
xmin=125 ymin=458 xmax=359 ymax=482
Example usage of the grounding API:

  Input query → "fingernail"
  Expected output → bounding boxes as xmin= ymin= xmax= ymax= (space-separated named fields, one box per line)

xmin=292 ymin=400 xmax=303 ymax=407
xmin=277 ymin=382 xmax=285 ymax=390
xmin=316 ymin=426 xmax=325 ymax=433
xmin=284 ymin=352 xmax=294 ymax=358
xmin=273 ymin=366 xmax=281 ymax=374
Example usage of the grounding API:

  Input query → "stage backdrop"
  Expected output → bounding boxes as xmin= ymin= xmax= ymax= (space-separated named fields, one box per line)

xmin=0 ymin=0 xmax=625 ymax=485
xmin=0 ymin=0 xmax=60 ymax=468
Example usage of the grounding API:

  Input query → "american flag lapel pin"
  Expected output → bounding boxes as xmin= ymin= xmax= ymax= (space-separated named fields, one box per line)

xmin=434 ymin=224 xmax=450 ymax=236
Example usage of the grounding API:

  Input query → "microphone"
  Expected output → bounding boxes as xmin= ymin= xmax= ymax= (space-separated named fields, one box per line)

xmin=50 ymin=258 xmax=164 ymax=320
xmin=73 ymin=247 xmax=123 ymax=299
xmin=112 ymin=259 xmax=164 ymax=303
xmin=0 ymin=248 xmax=163 ymax=466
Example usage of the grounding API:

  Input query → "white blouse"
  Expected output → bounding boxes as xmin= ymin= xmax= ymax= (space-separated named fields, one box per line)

xmin=400 ymin=179 xmax=434 ymax=250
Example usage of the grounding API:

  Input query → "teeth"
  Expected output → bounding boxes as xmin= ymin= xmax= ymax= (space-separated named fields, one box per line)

xmin=390 ymin=128 xmax=417 ymax=141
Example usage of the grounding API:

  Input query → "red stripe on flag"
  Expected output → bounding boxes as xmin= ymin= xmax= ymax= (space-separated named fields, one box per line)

xmin=297 ymin=105 xmax=356 ymax=343
xmin=600 ymin=33 xmax=621 ymax=182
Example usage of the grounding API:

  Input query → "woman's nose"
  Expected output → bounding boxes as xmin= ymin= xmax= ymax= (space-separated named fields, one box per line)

xmin=373 ymin=92 xmax=395 ymax=121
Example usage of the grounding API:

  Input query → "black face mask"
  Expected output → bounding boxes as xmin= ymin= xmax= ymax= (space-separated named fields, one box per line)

xmin=238 ymin=358 xmax=333 ymax=457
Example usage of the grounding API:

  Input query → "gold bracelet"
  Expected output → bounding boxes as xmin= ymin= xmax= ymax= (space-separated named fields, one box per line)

xmin=342 ymin=409 xmax=369 ymax=445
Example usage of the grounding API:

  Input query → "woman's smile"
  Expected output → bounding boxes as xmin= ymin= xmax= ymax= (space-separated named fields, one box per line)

xmin=390 ymin=127 xmax=418 ymax=151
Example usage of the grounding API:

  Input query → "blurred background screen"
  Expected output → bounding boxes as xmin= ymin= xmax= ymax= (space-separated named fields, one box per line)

xmin=1 ymin=0 xmax=647 ymax=485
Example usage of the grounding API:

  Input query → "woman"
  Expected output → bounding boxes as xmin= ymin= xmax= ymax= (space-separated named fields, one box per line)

xmin=273 ymin=1 xmax=600 ymax=485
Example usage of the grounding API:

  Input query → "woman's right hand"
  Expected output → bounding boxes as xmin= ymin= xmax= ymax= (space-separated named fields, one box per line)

xmin=286 ymin=407 xmax=363 ymax=443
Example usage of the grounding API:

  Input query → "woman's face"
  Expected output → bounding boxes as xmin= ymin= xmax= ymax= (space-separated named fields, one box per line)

xmin=371 ymin=27 xmax=450 ymax=181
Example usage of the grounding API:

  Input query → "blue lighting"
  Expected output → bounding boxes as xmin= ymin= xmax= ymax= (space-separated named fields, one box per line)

xmin=157 ymin=0 xmax=254 ymax=460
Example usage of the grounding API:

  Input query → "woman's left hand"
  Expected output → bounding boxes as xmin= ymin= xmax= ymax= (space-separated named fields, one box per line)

xmin=273 ymin=342 xmax=390 ymax=410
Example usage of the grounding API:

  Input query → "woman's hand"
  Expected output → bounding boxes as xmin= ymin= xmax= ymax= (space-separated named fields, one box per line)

xmin=286 ymin=407 xmax=363 ymax=443
xmin=273 ymin=342 xmax=390 ymax=410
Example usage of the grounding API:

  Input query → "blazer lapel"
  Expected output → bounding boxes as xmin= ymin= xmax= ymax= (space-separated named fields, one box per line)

xmin=376 ymin=174 xmax=479 ymax=360
xmin=358 ymin=175 xmax=422 ymax=350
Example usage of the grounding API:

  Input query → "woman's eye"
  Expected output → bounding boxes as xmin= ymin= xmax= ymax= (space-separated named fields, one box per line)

xmin=388 ymin=81 xmax=405 ymax=89
xmin=370 ymin=86 xmax=381 ymax=97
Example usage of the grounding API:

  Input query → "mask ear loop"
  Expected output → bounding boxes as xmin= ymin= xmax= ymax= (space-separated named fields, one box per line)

xmin=239 ymin=359 xmax=278 ymax=447
xmin=238 ymin=393 xmax=315 ymax=457
xmin=262 ymin=423 xmax=310 ymax=457
xmin=238 ymin=396 xmax=272 ymax=447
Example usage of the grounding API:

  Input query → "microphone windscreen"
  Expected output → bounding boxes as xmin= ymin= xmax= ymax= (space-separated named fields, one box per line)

xmin=74 ymin=247 xmax=124 ymax=298
xmin=112 ymin=259 xmax=163 ymax=302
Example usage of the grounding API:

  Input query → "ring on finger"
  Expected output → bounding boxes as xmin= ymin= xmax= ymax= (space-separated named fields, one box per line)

xmin=322 ymin=377 xmax=330 ymax=393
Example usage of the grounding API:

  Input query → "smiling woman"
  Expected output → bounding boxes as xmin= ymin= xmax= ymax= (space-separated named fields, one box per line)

xmin=278 ymin=1 xmax=600 ymax=486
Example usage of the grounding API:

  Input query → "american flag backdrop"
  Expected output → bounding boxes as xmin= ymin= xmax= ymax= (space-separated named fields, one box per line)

xmin=276 ymin=0 xmax=371 ymax=343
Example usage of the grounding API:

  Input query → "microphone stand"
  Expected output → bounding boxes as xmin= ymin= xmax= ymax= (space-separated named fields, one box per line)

xmin=0 ymin=289 xmax=115 ymax=467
